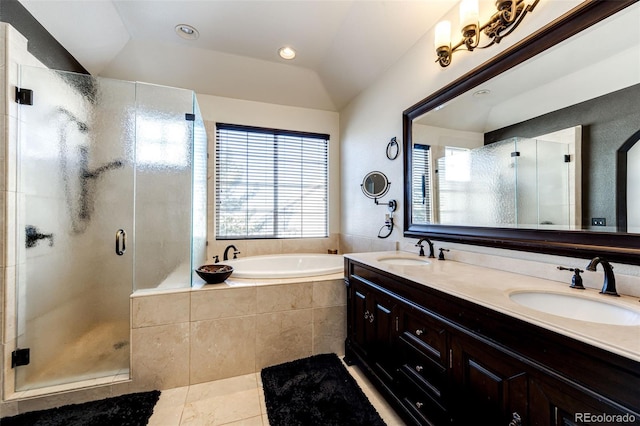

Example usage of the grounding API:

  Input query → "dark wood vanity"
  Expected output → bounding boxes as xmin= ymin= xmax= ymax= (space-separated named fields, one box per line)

xmin=344 ymin=257 xmax=640 ymax=425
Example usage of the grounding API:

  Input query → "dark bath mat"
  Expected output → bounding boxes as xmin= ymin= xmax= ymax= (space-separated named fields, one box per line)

xmin=0 ymin=390 xmax=160 ymax=426
xmin=261 ymin=353 xmax=386 ymax=426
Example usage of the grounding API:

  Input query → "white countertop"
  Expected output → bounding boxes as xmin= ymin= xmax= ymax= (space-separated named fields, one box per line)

xmin=345 ymin=251 xmax=640 ymax=363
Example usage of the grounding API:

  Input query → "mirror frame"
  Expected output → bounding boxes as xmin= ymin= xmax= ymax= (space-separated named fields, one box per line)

xmin=403 ymin=0 xmax=640 ymax=265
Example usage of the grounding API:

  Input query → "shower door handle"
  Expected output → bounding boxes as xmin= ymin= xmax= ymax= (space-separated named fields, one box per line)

xmin=115 ymin=229 xmax=126 ymax=256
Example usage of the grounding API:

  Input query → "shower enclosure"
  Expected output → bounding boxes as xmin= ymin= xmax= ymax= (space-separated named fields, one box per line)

xmin=13 ymin=65 xmax=206 ymax=391
xmin=435 ymin=137 xmax=574 ymax=229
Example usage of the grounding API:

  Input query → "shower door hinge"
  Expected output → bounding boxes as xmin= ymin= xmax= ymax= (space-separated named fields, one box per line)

xmin=564 ymin=154 xmax=571 ymax=163
xmin=15 ymin=88 xmax=34 ymax=106
xmin=511 ymin=151 xmax=520 ymax=157
xmin=185 ymin=113 xmax=195 ymax=121
xmin=11 ymin=348 xmax=30 ymax=368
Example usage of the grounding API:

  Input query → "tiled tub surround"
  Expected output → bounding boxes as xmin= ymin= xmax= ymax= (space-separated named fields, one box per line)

xmin=131 ymin=273 xmax=346 ymax=390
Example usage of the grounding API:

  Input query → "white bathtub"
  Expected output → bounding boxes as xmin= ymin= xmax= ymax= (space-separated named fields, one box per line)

xmin=223 ymin=253 xmax=344 ymax=279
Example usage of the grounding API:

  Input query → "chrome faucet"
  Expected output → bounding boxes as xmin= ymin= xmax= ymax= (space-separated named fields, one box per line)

xmin=416 ymin=238 xmax=435 ymax=258
xmin=223 ymin=244 xmax=241 ymax=261
xmin=586 ymin=257 xmax=619 ymax=296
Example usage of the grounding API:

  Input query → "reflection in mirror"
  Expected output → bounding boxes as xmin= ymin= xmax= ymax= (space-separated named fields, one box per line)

xmin=403 ymin=1 xmax=640 ymax=264
xmin=361 ymin=171 xmax=390 ymax=200
xmin=415 ymin=127 xmax=581 ymax=230
xmin=409 ymin=2 xmax=639 ymax=235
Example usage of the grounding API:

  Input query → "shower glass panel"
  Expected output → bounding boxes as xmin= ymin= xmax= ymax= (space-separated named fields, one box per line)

xmin=535 ymin=139 xmax=571 ymax=229
xmin=513 ymin=138 xmax=538 ymax=228
xmin=192 ymin=101 xmax=208 ymax=272
xmin=133 ymin=83 xmax=194 ymax=291
xmin=16 ymin=67 xmax=134 ymax=390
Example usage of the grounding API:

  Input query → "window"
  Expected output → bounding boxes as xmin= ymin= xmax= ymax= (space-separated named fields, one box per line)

xmin=412 ymin=144 xmax=432 ymax=223
xmin=215 ymin=123 xmax=329 ymax=239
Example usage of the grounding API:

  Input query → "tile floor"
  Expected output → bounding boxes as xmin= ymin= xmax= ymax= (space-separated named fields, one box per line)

xmin=148 ymin=360 xmax=406 ymax=425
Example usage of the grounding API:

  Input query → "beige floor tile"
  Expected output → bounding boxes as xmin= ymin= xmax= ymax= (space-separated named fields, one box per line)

xmin=180 ymin=388 xmax=262 ymax=425
xmin=186 ymin=374 xmax=259 ymax=403
xmin=223 ymin=415 xmax=265 ymax=426
xmin=148 ymin=386 xmax=189 ymax=426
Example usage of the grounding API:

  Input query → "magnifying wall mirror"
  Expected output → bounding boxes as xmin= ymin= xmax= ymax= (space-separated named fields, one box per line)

xmin=362 ymin=171 xmax=390 ymax=200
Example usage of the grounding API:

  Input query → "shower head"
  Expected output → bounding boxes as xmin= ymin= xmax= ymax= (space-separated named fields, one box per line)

xmin=57 ymin=107 xmax=89 ymax=133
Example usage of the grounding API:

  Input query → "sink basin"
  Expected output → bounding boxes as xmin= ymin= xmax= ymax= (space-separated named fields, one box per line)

xmin=377 ymin=256 xmax=430 ymax=266
xmin=509 ymin=292 xmax=640 ymax=326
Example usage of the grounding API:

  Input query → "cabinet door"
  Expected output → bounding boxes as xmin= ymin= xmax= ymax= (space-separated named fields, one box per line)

xmin=450 ymin=334 xmax=528 ymax=425
xmin=351 ymin=280 xmax=370 ymax=351
xmin=348 ymin=278 xmax=399 ymax=378
xmin=529 ymin=375 xmax=640 ymax=426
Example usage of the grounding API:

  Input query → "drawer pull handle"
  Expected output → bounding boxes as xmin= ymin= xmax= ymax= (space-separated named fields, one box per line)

xmin=415 ymin=365 xmax=423 ymax=372
xmin=415 ymin=402 xmax=424 ymax=409
xmin=369 ymin=314 xmax=375 ymax=323
xmin=364 ymin=311 xmax=370 ymax=319
xmin=415 ymin=329 xmax=424 ymax=336
xmin=508 ymin=412 xmax=522 ymax=426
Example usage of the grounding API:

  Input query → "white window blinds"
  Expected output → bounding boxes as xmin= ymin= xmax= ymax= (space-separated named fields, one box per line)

xmin=412 ymin=144 xmax=432 ymax=224
xmin=215 ymin=123 xmax=329 ymax=239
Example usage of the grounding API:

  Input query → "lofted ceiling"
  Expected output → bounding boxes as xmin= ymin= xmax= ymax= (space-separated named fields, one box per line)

xmin=18 ymin=0 xmax=458 ymax=111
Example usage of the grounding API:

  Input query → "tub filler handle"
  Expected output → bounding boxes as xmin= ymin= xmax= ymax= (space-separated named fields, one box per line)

xmin=115 ymin=229 xmax=126 ymax=256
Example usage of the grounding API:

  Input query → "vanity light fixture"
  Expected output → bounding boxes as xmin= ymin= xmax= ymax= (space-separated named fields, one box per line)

xmin=175 ymin=24 xmax=199 ymax=40
xmin=435 ymin=0 xmax=539 ymax=67
xmin=278 ymin=46 xmax=296 ymax=60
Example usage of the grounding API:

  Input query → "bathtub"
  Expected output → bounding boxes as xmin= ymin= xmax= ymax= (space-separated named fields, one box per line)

xmin=223 ymin=253 xmax=344 ymax=279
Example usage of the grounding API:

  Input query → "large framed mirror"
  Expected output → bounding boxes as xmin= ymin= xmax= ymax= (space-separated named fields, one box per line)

xmin=403 ymin=0 xmax=640 ymax=264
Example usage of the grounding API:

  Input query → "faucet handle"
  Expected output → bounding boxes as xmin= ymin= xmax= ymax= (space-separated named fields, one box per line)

xmin=438 ymin=248 xmax=450 ymax=261
xmin=213 ymin=255 xmax=219 ymax=263
xmin=557 ymin=266 xmax=585 ymax=289
xmin=233 ymin=250 xmax=241 ymax=259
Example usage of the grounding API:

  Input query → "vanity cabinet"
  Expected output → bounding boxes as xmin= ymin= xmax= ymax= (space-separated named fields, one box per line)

xmin=344 ymin=259 xmax=640 ymax=426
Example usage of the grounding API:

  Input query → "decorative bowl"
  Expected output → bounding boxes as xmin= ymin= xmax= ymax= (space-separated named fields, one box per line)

xmin=195 ymin=264 xmax=233 ymax=284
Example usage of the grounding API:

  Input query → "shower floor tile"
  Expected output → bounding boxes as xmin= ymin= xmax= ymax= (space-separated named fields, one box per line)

xmin=148 ymin=360 xmax=406 ymax=426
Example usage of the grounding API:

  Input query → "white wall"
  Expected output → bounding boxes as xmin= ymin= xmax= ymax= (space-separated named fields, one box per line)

xmin=196 ymin=94 xmax=341 ymax=260
xmin=339 ymin=0 xmax=640 ymax=283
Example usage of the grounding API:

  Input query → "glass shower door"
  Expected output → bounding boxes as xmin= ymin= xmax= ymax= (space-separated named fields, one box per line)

xmin=15 ymin=66 xmax=134 ymax=390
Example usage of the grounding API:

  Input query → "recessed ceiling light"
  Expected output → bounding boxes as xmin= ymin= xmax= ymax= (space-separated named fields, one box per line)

xmin=175 ymin=24 xmax=199 ymax=40
xmin=473 ymin=89 xmax=491 ymax=97
xmin=278 ymin=46 xmax=296 ymax=60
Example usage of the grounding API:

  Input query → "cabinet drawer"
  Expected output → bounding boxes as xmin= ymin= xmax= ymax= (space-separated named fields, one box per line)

xmin=398 ymin=335 xmax=447 ymax=400
xmin=400 ymin=308 xmax=447 ymax=366
xmin=397 ymin=370 xmax=452 ymax=425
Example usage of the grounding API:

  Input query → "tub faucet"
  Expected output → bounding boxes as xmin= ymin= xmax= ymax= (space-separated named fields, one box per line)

xmin=586 ymin=257 xmax=619 ymax=296
xmin=416 ymin=238 xmax=435 ymax=258
xmin=223 ymin=244 xmax=241 ymax=261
